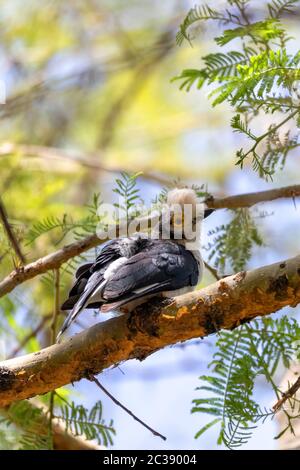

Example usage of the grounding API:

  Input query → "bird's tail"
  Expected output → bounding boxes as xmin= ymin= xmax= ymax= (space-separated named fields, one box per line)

xmin=56 ymin=282 xmax=103 ymax=342
xmin=56 ymin=305 xmax=81 ymax=343
xmin=56 ymin=304 xmax=83 ymax=343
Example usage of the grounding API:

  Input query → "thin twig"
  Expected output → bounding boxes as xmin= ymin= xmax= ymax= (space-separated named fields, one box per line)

xmin=87 ymin=373 xmax=167 ymax=441
xmin=273 ymin=376 xmax=300 ymax=413
xmin=204 ymin=261 xmax=221 ymax=281
xmin=242 ymin=110 xmax=299 ymax=163
xmin=0 ymin=198 xmax=26 ymax=264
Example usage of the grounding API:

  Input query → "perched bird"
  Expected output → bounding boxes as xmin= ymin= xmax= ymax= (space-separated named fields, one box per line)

xmin=57 ymin=188 xmax=213 ymax=341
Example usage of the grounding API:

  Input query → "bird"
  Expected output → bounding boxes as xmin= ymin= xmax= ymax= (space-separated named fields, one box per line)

xmin=57 ymin=188 xmax=214 ymax=341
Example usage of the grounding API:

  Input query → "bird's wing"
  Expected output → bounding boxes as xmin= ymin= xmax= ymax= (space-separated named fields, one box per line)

xmin=101 ymin=240 xmax=199 ymax=311
xmin=91 ymin=239 xmax=124 ymax=271
xmin=57 ymin=237 xmax=141 ymax=340
xmin=58 ymin=239 xmax=199 ymax=341
xmin=61 ymin=239 xmax=122 ymax=311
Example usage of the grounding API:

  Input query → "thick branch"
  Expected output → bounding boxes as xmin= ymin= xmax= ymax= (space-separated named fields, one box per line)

xmin=0 ymin=254 xmax=300 ymax=406
xmin=0 ymin=184 xmax=299 ymax=300
xmin=0 ymin=233 xmax=103 ymax=299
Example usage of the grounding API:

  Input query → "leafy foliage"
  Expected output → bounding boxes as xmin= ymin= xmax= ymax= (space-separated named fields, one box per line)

xmin=192 ymin=316 xmax=300 ymax=448
xmin=210 ymin=49 xmax=300 ymax=107
xmin=268 ymin=0 xmax=300 ymax=17
xmin=57 ymin=400 xmax=115 ymax=446
xmin=113 ymin=171 xmax=143 ymax=220
xmin=174 ymin=0 xmax=300 ymax=179
xmin=205 ymin=208 xmax=263 ymax=274
xmin=215 ymin=19 xmax=285 ymax=46
xmin=176 ymin=3 xmax=239 ymax=46
xmin=26 ymin=193 xmax=102 ymax=245
xmin=1 ymin=401 xmax=52 ymax=450
xmin=0 ymin=398 xmax=115 ymax=450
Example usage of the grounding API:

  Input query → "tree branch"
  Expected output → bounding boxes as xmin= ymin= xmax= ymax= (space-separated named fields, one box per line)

xmin=203 ymin=260 xmax=221 ymax=280
xmin=205 ymin=184 xmax=300 ymax=209
xmin=87 ymin=374 xmax=166 ymax=441
xmin=0 ymin=232 xmax=103 ymax=299
xmin=2 ymin=144 xmax=300 ymax=201
xmin=0 ymin=143 xmax=173 ymax=187
xmin=0 ymin=198 xmax=26 ymax=264
xmin=273 ymin=376 xmax=300 ymax=413
xmin=0 ymin=183 xmax=299 ymax=300
xmin=0 ymin=254 xmax=300 ymax=406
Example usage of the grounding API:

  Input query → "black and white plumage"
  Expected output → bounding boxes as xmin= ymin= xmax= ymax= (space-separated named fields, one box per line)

xmin=57 ymin=189 xmax=213 ymax=341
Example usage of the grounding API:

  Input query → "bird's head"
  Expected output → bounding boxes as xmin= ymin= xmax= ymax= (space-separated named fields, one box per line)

xmin=157 ymin=188 xmax=213 ymax=245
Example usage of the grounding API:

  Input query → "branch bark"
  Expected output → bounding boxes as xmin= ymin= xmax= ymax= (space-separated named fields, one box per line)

xmin=276 ymin=365 xmax=300 ymax=450
xmin=0 ymin=254 xmax=300 ymax=407
xmin=205 ymin=184 xmax=300 ymax=209
xmin=0 ymin=183 xmax=299 ymax=300
xmin=273 ymin=376 xmax=300 ymax=413
xmin=0 ymin=233 xmax=103 ymax=299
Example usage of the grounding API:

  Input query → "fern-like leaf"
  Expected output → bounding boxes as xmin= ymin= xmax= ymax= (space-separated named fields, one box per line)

xmin=57 ymin=400 xmax=115 ymax=446
xmin=193 ymin=316 xmax=300 ymax=448
xmin=1 ymin=401 xmax=52 ymax=450
xmin=268 ymin=0 xmax=299 ymax=18
xmin=113 ymin=172 xmax=142 ymax=220
xmin=176 ymin=4 xmax=224 ymax=46
xmin=26 ymin=193 xmax=103 ymax=245
xmin=215 ymin=19 xmax=284 ymax=46
xmin=206 ymin=208 xmax=263 ymax=274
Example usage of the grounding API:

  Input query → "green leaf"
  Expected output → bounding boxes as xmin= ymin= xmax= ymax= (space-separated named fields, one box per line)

xmin=194 ymin=418 xmax=221 ymax=439
xmin=57 ymin=400 xmax=115 ymax=446
xmin=193 ymin=316 xmax=300 ymax=448
xmin=215 ymin=20 xmax=285 ymax=46
xmin=176 ymin=4 xmax=224 ymax=46
xmin=206 ymin=208 xmax=263 ymax=274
